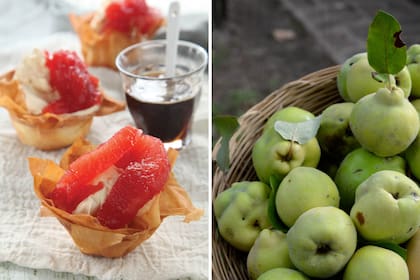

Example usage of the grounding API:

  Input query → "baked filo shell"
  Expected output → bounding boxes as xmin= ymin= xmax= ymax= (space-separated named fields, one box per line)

xmin=0 ymin=70 xmax=125 ymax=150
xmin=29 ymin=140 xmax=203 ymax=258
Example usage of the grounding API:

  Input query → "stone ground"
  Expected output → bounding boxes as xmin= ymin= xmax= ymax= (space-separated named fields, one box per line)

xmin=212 ymin=0 xmax=420 ymax=122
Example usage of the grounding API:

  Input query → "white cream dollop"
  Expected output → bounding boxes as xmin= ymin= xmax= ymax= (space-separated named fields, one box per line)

xmin=73 ymin=165 xmax=121 ymax=215
xmin=14 ymin=49 xmax=59 ymax=114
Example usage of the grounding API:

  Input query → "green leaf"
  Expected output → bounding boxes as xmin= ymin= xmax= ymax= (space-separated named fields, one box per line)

xmin=274 ymin=116 xmax=322 ymax=144
xmin=358 ymin=239 xmax=408 ymax=260
xmin=367 ymin=10 xmax=407 ymax=75
xmin=267 ymin=176 xmax=289 ymax=232
xmin=213 ymin=115 xmax=239 ymax=172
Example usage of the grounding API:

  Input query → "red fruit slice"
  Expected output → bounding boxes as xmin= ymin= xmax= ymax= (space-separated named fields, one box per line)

xmin=102 ymin=0 xmax=163 ymax=35
xmin=43 ymin=50 xmax=102 ymax=114
xmin=49 ymin=126 xmax=139 ymax=212
xmin=96 ymin=133 xmax=170 ymax=229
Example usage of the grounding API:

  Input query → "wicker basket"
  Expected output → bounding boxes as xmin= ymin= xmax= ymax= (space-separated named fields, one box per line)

xmin=212 ymin=65 xmax=343 ymax=279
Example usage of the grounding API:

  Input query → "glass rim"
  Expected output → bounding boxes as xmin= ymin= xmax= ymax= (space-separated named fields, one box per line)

xmin=115 ymin=39 xmax=208 ymax=81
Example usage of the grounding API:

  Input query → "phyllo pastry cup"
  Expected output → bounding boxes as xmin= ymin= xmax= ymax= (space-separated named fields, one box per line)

xmin=29 ymin=138 xmax=203 ymax=258
xmin=0 ymin=70 xmax=125 ymax=150
xmin=69 ymin=13 xmax=164 ymax=69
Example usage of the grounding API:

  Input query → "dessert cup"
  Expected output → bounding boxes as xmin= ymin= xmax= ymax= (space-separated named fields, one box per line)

xmin=0 ymin=70 xmax=125 ymax=150
xmin=29 ymin=138 xmax=203 ymax=257
xmin=70 ymin=13 xmax=164 ymax=69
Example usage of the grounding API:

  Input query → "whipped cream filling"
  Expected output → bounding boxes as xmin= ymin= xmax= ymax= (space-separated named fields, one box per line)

xmin=14 ymin=49 xmax=59 ymax=114
xmin=20 ymin=84 xmax=50 ymax=114
xmin=73 ymin=165 xmax=121 ymax=215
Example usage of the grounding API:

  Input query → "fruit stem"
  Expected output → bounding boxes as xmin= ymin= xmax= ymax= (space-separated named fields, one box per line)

xmin=386 ymin=73 xmax=395 ymax=91
xmin=286 ymin=141 xmax=294 ymax=161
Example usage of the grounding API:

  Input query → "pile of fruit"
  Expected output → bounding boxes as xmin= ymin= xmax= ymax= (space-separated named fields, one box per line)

xmin=214 ymin=11 xmax=420 ymax=280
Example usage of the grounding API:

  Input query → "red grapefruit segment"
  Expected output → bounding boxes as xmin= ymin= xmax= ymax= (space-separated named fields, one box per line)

xmin=49 ymin=126 xmax=139 ymax=212
xmin=96 ymin=133 xmax=170 ymax=229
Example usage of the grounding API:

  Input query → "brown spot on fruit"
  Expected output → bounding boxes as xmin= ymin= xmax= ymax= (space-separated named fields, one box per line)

xmin=392 ymin=192 xmax=400 ymax=199
xmin=253 ymin=220 xmax=260 ymax=228
xmin=225 ymin=227 xmax=234 ymax=239
xmin=356 ymin=212 xmax=365 ymax=225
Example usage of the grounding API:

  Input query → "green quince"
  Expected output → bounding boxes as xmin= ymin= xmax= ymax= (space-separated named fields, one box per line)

xmin=335 ymin=147 xmax=406 ymax=212
xmin=405 ymin=99 xmax=420 ymax=181
xmin=407 ymin=44 xmax=420 ymax=97
xmin=253 ymin=107 xmax=321 ymax=184
xmin=247 ymin=229 xmax=294 ymax=280
xmin=350 ymin=87 xmax=419 ymax=157
xmin=343 ymin=246 xmax=409 ymax=280
xmin=276 ymin=167 xmax=339 ymax=227
xmin=287 ymin=207 xmax=357 ymax=278
xmin=214 ymin=181 xmax=271 ymax=251
xmin=350 ymin=170 xmax=420 ymax=244
xmin=317 ymin=102 xmax=360 ymax=160
xmin=252 ymin=132 xmax=320 ymax=184
xmin=337 ymin=52 xmax=367 ymax=101
xmin=343 ymin=53 xmax=411 ymax=102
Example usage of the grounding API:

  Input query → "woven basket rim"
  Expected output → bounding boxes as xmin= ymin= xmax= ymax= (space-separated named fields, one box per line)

xmin=212 ymin=65 xmax=343 ymax=280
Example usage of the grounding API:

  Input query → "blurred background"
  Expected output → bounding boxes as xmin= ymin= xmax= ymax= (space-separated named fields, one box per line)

xmin=0 ymin=0 xmax=209 ymax=72
xmin=212 ymin=0 xmax=420 ymax=123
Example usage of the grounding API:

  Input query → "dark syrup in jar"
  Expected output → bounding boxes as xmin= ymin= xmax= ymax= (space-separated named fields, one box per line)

xmin=125 ymin=71 xmax=199 ymax=143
